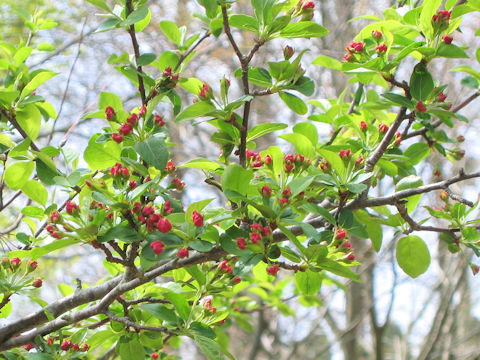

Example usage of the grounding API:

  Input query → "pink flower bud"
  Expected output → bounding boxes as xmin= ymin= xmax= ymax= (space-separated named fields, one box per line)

xmin=266 ymin=265 xmax=280 ymax=276
xmin=119 ymin=123 xmax=133 ymax=136
xmin=415 ymin=101 xmax=427 ymax=113
xmin=150 ymin=241 xmax=164 ymax=255
xmin=192 ymin=210 xmax=204 ymax=227
xmin=112 ymin=133 xmax=123 ymax=143
xmin=250 ymin=232 xmax=261 ymax=244
xmin=375 ymin=43 xmax=387 ymax=53
xmin=371 ymin=30 xmax=382 ymax=39
xmin=360 ymin=121 xmax=367 ymax=131
xmin=126 ymin=114 xmax=138 ymax=125
xmin=336 ymin=229 xmax=347 ymax=240
xmin=177 ymin=248 xmax=189 ymax=258
xmin=105 ymin=106 xmax=115 ymax=121
xmin=237 ymin=237 xmax=247 ymax=250
xmin=442 ymin=35 xmax=453 ymax=44
xmin=154 ymin=114 xmax=165 ymax=126
xmin=157 ymin=218 xmax=172 ymax=233
xmin=260 ymin=185 xmax=272 ymax=197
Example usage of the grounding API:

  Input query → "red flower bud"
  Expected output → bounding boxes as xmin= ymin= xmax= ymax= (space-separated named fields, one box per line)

xmin=72 ymin=344 xmax=80 ymax=352
xmin=442 ymin=35 xmax=453 ymax=44
xmin=355 ymin=157 xmax=364 ymax=166
xmin=105 ymin=106 xmax=115 ymax=121
xmin=119 ymin=123 xmax=133 ymax=136
xmin=22 ymin=344 xmax=34 ymax=351
xmin=375 ymin=43 xmax=387 ymax=53
xmin=120 ymin=167 xmax=130 ymax=178
xmin=157 ymin=218 xmax=172 ymax=233
xmin=371 ymin=30 xmax=382 ymax=39
xmin=154 ymin=114 xmax=165 ymax=126
xmin=163 ymin=67 xmax=172 ymax=77
xmin=250 ymin=232 xmax=261 ymax=244
xmin=29 ymin=260 xmax=38 ymax=271
xmin=336 ymin=229 xmax=347 ymax=240
xmin=285 ymin=164 xmax=294 ymax=173
xmin=233 ymin=276 xmax=242 ymax=284
xmin=192 ymin=210 xmax=204 ymax=227
xmin=199 ymin=84 xmax=211 ymax=99
xmin=50 ymin=211 xmax=61 ymax=223
xmin=150 ymin=241 xmax=164 ymax=255
xmin=177 ymin=248 xmax=189 ymax=258
xmin=360 ymin=121 xmax=367 ymax=131
xmin=261 ymin=226 xmax=271 ymax=237
xmin=61 ymin=340 xmax=72 ymax=351
xmin=282 ymin=188 xmax=292 ymax=197
xmin=220 ymin=260 xmax=233 ymax=273
xmin=266 ymin=265 xmax=280 ymax=276
xmin=415 ymin=101 xmax=427 ymax=113
xmin=264 ymin=155 xmax=272 ymax=165
xmin=151 ymin=353 xmax=159 ymax=360
xmin=126 ymin=114 xmax=138 ymax=125
xmin=112 ymin=133 xmax=123 ymax=143
xmin=279 ymin=197 xmax=289 ymax=206
xmin=65 ymin=201 xmax=79 ymax=215
xmin=165 ymin=160 xmax=176 ymax=173
xmin=129 ymin=180 xmax=137 ymax=189
xmin=339 ymin=149 xmax=351 ymax=159
xmin=46 ymin=338 xmax=54 ymax=346
xmin=343 ymin=241 xmax=352 ymax=248
xmin=347 ymin=254 xmax=356 ymax=261
xmin=250 ymin=223 xmax=263 ymax=232
xmin=260 ymin=185 xmax=272 ymax=197
xmin=237 ymin=237 xmax=247 ymax=250
xmin=302 ymin=1 xmax=314 ymax=10
xmin=10 ymin=257 xmax=21 ymax=268
xmin=284 ymin=45 xmax=294 ymax=60
xmin=171 ymin=177 xmax=185 ymax=190
xmin=378 ymin=123 xmax=389 ymax=133
xmin=142 ymin=205 xmax=155 ymax=217
xmin=344 ymin=52 xmax=354 ymax=62
xmin=132 ymin=202 xmax=142 ymax=213
xmin=437 ymin=92 xmax=447 ymax=102
xmin=348 ymin=41 xmax=364 ymax=53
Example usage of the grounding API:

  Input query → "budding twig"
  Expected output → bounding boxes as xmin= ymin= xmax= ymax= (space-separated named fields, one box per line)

xmin=126 ymin=0 xmax=146 ymax=105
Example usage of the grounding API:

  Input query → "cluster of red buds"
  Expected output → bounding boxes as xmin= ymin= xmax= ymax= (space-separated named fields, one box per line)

xmin=284 ymin=153 xmax=311 ymax=173
xmin=2 ymin=258 xmax=41 ymax=288
xmin=292 ymin=0 xmax=315 ymax=21
xmin=163 ymin=66 xmax=179 ymax=86
xmin=203 ymin=298 xmax=217 ymax=313
xmin=165 ymin=160 xmax=176 ymax=173
xmin=344 ymin=41 xmax=365 ymax=62
xmin=432 ymin=9 xmax=451 ymax=28
xmin=415 ymin=101 xmax=427 ymax=113
xmin=134 ymin=202 xmax=173 ymax=233
xmin=378 ymin=122 xmax=389 ymax=134
xmin=219 ymin=260 xmax=233 ymax=273
xmin=334 ymin=229 xmax=355 ymax=261
xmin=319 ymin=158 xmax=330 ymax=172
xmin=171 ymin=177 xmax=186 ymax=191
xmin=198 ymin=83 xmax=212 ymax=100
xmin=59 ymin=340 xmax=89 ymax=352
xmin=266 ymin=264 xmax=280 ymax=276
xmin=109 ymin=162 xmax=130 ymax=178
xmin=246 ymin=150 xmax=269 ymax=168
xmin=394 ymin=131 xmax=402 ymax=147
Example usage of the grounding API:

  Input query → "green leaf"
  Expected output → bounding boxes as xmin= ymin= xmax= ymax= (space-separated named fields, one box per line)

xmin=436 ymin=43 xmax=469 ymax=58
xmin=122 ymin=6 xmax=148 ymax=26
xmin=279 ymin=133 xmax=314 ymax=158
xmin=278 ymin=21 xmax=329 ymax=38
xmin=278 ymin=91 xmax=307 ymax=115
xmin=198 ymin=0 xmax=218 ymax=18
xmin=137 ymin=53 xmax=156 ymax=66
xmin=96 ymin=18 xmax=120 ymax=33
xmin=316 ymin=258 xmax=359 ymax=281
xmin=419 ymin=0 xmax=442 ymax=40
xmin=16 ymin=103 xmax=42 ymax=140
xmin=165 ymin=292 xmax=190 ymax=320
xmin=312 ymin=55 xmax=342 ymax=70
xmin=450 ymin=65 xmax=480 ymax=81
xmin=140 ymin=304 xmax=177 ymax=323
xmin=381 ymin=93 xmax=413 ymax=108
xmin=84 ymin=134 xmax=121 ymax=170
xmin=22 ymin=180 xmax=48 ymax=205
xmin=135 ymin=8 xmax=151 ymax=32
xmin=396 ymin=235 xmax=431 ymax=278
xmin=159 ymin=21 xmax=181 ymax=44
xmin=4 ymin=162 xmax=34 ymax=190
xmin=288 ymin=176 xmax=314 ymax=197
xmin=176 ymin=101 xmax=217 ymax=122
xmin=19 ymin=70 xmax=57 ymax=101
xmin=235 ymin=67 xmax=272 ymax=87
xmin=247 ymin=123 xmax=287 ymax=142
xmin=410 ymin=62 xmax=434 ymax=101
xmin=317 ymin=149 xmax=346 ymax=178
xmin=86 ymin=0 xmax=111 ymax=12
xmin=404 ymin=142 xmax=430 ymax=165
xmin=221 ymin=164 xmax=253 ymax=196
xmin=134 ymin=136 xmax=168 ymax=170
xmin=234 ymin=253 xmax=263 ymax=276
xmin=116 ymin=336 xmax=146 ymax=360
xmin=194 ymin=334 xmax=225 ymax=360
xmin=300 ymin=203 xmax=335 ymax=224
xmin=180 ymin=158 xmax=223 ymax=171
xmin=99 ymin=225 xmax=142 ymax=243
xmin=295 ymin=269 xmax=322 ymax=295
xmin=229 ymin=14 xmax=258 ymax=32
xmin=396 ymin=175 xmax=423 ymax=191
xmin=293 ymin=122 xmax=318 ymax=145
xmin=186 ymin=199 xmax=213 ymax=225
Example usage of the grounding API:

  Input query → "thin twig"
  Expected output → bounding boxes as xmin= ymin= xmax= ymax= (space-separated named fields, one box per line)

xmin=126 ymin=0 xmax=146 ymax=104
